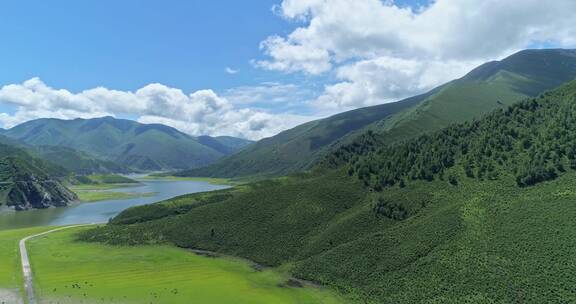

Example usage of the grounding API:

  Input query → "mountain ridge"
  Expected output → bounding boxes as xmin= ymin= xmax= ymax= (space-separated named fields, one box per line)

xmin=1 ymin=116 xmax=252 ymax=171
xmin=181 ymin=48 xmax=576 ymax=178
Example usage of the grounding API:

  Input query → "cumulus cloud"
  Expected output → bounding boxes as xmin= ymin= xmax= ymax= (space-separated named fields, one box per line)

xmin=225 ymin=67 xmax=239 ymax=74
xmin=224 ymin=82 xmax=300 ymax=104
xmin=258 ymin=0 xmax=576 ymax=110
xmin=222 ymin=82 xmax=315 ymax=115
xmin=0 ymin=78 xmax=315 ymax=140
xmin=314 ymin=57 xmax=481 ymax=110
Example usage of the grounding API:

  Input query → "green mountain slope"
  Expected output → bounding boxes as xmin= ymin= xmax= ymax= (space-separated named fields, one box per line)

xmin=180 ymin=92 xmax=428 ymax=178
xmin=0 ymin=133 xmax=131 ymax=174
xmin=81 ymin=80 xmax=576 ymax=302
xmin=196 ymin=135 xmax=253 ymax=155
xmin=1 ymin=117 xmax=249 ymax=171
xmin=31 ymin=145 xmax=131 ymax=175
xmin=183 ymin=49 xmax=576 ymax=178
xmin=0 ymin=143 xmax=77 ymax=210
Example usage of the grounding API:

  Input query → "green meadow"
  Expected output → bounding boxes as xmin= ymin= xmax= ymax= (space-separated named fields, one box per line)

xmin=27 ymin=226 xmax=345 ymax=304
xmin=72 ymin=189 xmax=156 ymax=202
xmin=69 ymin=184 xmax=135 ymax=191
xmin=69 ymin=175 xmax=156 ymax=202
xmin=0 ymin=226 xmax=56 ymax=302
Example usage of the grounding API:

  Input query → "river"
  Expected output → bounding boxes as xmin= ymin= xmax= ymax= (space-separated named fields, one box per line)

xmin=0 ymin=178 xmax=229 ymax=230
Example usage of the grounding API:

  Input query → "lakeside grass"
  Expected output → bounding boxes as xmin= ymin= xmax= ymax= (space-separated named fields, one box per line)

xmin=143 ymin=174 xmax=241 ymax=185
xmin=73 ymin=190 xmax=156 ymax=202
xmin=28 ymin=227 xmax=345 ymax=304
xmin=69 ymin=183 xmax=139 ymax=191
xmin=70 ymin=182 xmax=156 ymax=202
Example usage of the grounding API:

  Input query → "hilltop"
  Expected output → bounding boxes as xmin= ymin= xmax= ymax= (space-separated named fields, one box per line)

xmin=182 ymin=49 xmax=576 ymax=178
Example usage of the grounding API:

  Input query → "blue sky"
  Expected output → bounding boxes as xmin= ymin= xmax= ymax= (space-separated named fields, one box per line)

xmin=0 ymin=0 xmax=573 ymax=139
xmin=0 ymin=0 xmax=293 ymax=92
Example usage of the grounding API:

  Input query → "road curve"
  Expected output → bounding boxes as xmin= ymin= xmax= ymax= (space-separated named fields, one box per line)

xmin=19 ymin=224 xmax=94 ymax=304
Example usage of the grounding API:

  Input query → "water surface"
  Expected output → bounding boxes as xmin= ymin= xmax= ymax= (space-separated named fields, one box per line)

xmin=0 ymin=178 xmax=229 ymax=230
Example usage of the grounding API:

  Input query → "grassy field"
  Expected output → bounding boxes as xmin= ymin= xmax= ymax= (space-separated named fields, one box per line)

xmin=81 ymin=174 xmax=140 ymax=185
xmin=73 ymin=190 xmax=156 ymax=202
xmin=69 ymin=175 xmax=156 ymax=202
xmin=0 ymin=226 xmax=56 ymax=302
xmin=28 ymin=227 xmax=345 ymax=304
xmin=70 ymin=184 xmax=136 ymax=191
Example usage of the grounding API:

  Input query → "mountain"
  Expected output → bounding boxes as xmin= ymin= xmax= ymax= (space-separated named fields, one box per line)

xmin=31 ymin=145 xmax=131 ymax=175
xmin=0 ymin=131 xmax=131 ymax=174
xmin=1 ymin=117 xmax=251 ymax=171
xmin=0 ymin=143 xmax=77 ymax=210
xmin=196 ymin=135 xmax=253 ymax=155
xmin=80 ymin=80 xmax=576 ymax=303
xmin=182 ymin=48 xmax=576 ymax=178
xmin=0 ymin=130 xmax=132 ymax=175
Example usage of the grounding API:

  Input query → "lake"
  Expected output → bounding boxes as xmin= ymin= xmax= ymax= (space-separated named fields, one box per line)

xmin=0 ymin=178 xmax=229 ymax=230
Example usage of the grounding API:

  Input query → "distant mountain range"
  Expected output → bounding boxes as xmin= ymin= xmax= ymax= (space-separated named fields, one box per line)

xmin=183 ymin=48 xmax=576 ymax=178
xmin=0 ymin=117 xmax=253 ymax=210
xmin=0 ymin=116 xmax=253 ymax=172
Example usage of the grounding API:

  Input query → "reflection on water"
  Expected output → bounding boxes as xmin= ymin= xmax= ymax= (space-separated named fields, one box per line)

xmin=0 ymin=179 xmax=229 ymax=230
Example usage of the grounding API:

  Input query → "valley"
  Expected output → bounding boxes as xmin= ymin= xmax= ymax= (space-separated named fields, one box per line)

xmin=2 ymin=55 xmax=576 ymax=303
xmin=0 ymin=4 xmax=575 ymax=301
xmin=0 ymin=176 xmax=229 ymax=230
xmin=78 ymin=80 xmax=576 ymax=303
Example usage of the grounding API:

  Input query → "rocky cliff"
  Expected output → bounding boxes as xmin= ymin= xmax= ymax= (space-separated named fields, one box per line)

xmin=0 ymin=146 xmax=77 ymax=210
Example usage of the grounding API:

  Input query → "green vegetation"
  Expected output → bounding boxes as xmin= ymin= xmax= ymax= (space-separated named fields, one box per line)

xmin=179 ymin=96 xmax=422 ymax=178
xmin=32 ymin=145 xmax=131 ymax=175
xmin=70 ymin=184 xmax=135 ymax=191
xmin=183 ymin=49 xmax=576 ymax=178
xmin=0 ymin=227 xmax=55 ymax=293
xmin=73 ymin=190 xmax=155 ymax=202
xmin=80 ymin=80 xmax=576 ymax=302
xmin=325 ymin=80 xmax=576 ymax=190
xmin=28 ymin=227 xmax=344 ymax=304
xmin=73 ymin=174 xmax=139 ymax=185
xmin=1 ymin=116 xmax=252 ymax=171
xmin=69 ymin=174 xmax=149 ymax=202
xmin=196 ymin=135 xmax=254 ymax=155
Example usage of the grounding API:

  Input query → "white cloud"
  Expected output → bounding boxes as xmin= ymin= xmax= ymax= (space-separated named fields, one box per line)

xmin=256 ymin=35 xmax=331 ymax=74
xmin=314 ymin=57 xmax=481 ymax=110
xmin=259 ymin=0 xmax=576 ymax=109
xmin=225 ymin=67 xmax=239 ymax=74
xmin=0 ymin=78 xmax=316 ymax=140
xmin=223 ymin=82 xmax=310 ymax=108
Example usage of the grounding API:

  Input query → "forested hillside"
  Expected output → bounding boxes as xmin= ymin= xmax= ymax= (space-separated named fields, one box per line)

xmin=182 ymin=49 xmax=576 ymax=178
xmin=80 ymin=81 xmax=576 ymax=302
xmin=326 ymin=80 xmax=576 ymax=190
